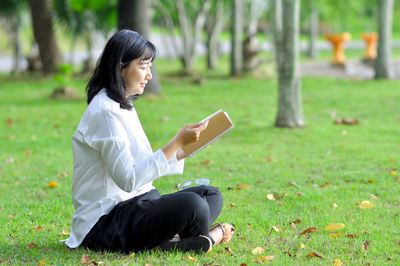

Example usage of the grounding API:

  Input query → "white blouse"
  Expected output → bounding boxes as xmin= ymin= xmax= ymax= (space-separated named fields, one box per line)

xmin=65 ymin=89 xmax=184 ymax=248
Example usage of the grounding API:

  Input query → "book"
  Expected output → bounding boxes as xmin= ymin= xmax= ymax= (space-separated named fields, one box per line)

xmin=182 ymin=110 xmax=234 ymax=157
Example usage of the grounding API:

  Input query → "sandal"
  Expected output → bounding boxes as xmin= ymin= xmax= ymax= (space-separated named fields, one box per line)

xmin=209 ymin=223 xmax=235 ymax=244
xmin=158 ymin=235 xmax=212 ymax=253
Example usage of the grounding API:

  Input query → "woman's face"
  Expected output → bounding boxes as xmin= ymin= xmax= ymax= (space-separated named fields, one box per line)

xmin=122 ymin=58 xmax=152 ymax=97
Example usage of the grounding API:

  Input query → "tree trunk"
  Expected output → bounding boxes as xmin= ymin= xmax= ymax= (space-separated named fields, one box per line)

xmin=11 ymin=12 xmax=22 ymax=75
xmin=306 ymin=3 xmax=319 ymax=58
xmin=231 ymin=0 xmax=243 ymax=76
xmin=272 ymin=0 xmax=304 ymax=128
xmin=206 ymin=2 xmax=225 ymax=70
xmin=118 ymin=0 xmax=161 ymax=94
xmin=374 ymin=0 xmax=393 ymax=79
xmin=29 ymin=0 xmax=63 ymax=74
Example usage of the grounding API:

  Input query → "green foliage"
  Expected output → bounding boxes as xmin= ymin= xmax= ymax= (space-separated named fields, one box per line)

xmin=54 ymin=64 xmax=74 ymax=88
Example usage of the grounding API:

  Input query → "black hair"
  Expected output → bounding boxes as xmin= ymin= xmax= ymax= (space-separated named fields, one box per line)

xmin=86 ymin=30 xmax=157 ymax=110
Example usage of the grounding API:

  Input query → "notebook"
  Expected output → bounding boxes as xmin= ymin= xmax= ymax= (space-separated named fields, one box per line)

xmin=182 ymin=110 xmax=234 ymax=157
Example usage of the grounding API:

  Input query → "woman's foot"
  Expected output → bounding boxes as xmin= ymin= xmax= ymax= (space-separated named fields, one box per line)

xmin=209 ymin=223 xmax=235 ymax=245
xmin=158 ymin=235 xmax=212 ymax=253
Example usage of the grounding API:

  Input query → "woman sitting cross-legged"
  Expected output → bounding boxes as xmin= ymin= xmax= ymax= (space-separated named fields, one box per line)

xmin=64 ymin=29 xmax=234 ymax=253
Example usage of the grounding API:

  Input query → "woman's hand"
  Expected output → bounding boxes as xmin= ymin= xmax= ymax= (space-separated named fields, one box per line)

xmin=162 ymin=121 xmax=208 ymax=160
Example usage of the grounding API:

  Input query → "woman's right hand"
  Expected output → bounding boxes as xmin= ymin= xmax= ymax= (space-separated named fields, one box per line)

xmin=174 ymin=121 xmax=209 ymax=146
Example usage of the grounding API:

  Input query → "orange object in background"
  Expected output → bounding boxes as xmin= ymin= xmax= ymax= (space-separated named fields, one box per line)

xmin=361 ymin=32 xmax=378 ymax=59
xmin=325 ymin=32 xmax=351 ymax=65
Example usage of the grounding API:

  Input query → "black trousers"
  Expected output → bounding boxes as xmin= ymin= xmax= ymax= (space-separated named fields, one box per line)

xmin=81 ymin=186 xmax=223 ymax=253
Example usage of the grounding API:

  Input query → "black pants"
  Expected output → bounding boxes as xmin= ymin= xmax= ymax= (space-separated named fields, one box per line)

xmin=81 ymin=186 xmax=223 ymax=253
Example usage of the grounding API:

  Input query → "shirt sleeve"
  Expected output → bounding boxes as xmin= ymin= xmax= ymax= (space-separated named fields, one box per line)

xmin=82 ymin=110 xmax=183 ymax=192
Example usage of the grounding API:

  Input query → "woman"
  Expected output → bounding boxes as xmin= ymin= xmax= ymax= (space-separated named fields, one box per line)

xmin=64 ymin=30 xmax=234 ymax=253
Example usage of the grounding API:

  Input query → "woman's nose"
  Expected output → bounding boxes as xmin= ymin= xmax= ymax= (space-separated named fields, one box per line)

xmin=146 ymin=68 xmax=152 ymax=80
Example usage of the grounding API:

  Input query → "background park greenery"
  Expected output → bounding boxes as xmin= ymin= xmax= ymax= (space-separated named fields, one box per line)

xmin=1 ymin=0 xmax=400 ymax=265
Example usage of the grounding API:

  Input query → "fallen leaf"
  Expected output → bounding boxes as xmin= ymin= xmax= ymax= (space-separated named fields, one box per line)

xmin=240 ymin=264 xmax=247 ymax=266
xmin=266 ymin=194 xmax=275 ymax=201
xmin=363 ymin=230 xmax=370 ymax=234
xmin=367 ymin=179 xmax=374 ymax=183
xmin=395 ymin=177 xmax=400 ymax=182
xmin=224 ymin=246 xmax=236 ymax=256
xmin=202 ymin=160 xmax=211 ymax=166
xmin=251 ymin=255 xmax=274 ymax=262
xmin=329 ymin=233 xmax=342 ymax=238
xmin=48 ymin=181 xmax=60 ymax=188
xmin=390 ymin=171 xmax=397 ymax=176
xmin=8 ymin=214 xmax=16 ymax=219
xmin=319 ymin=182 xmax=329 ymax=188
xmin=306 ymin=252 xmax=324 ymax=258
xmin=234 ymin=184 xmax=251 ymax=190
xmin=346 ymin=234 xmax=359 ymax=238
xmin=287 ymin=182 xmax=298 ymax=187
xmin=390 ymin=158 xmax=396 ymax=162
xmin=300 ymin=243 xmax=305 ymax=249
xmin=363 ymin=240 xmax=370 ymax=251
xmin=39 ymin=258 xmax=48 ymax=265
xmin=25 ymin=150 xmax=33 ymax=156
xmin=130 ymin=252 xmax=135 ymax=257
xmin=272 ymin=225 xmax=281 ymax=232
xmin=262 ymin=155 xmax=276 ymax=162
xmin=333 ymin=259 xmax=343 ymax=265
xmin=324 ymin=223 xmax=345 ymax=232
xmin=251 ymin=247 xmax=265 ymax=254
xmin=7 ymin=135 xmax=15 ymax=140
xmin=290 ymin=222 xmax=296 ymax=229
xmin=370 ymin=194 xmax=377 ymax=199
xmin=230 ymin=203 xmax=236 ymax=207
xmin=186 ymin=254 xmax=196 ymax=262
xmin=359 ymin=200 xmax=373 ymax=209
xmin=300 ymin=227 xmax=318 ymax=235
xmin=31 ymin=226 xmax=44 ymax=231
xmin=61 ymin=229 xmax=70 ymax=236
xmin=80 ymin=254 xmax=90 ymax=264
xmin=332 ymin=203 xmax=338 ymax=209
xmin=246 ymin=223 xmax=252 ymax=229
xmin=6 ymin=118 xmax=13 ymax=126
xmin=27 ymin=242 xmax=38 ymax=248
xmin=292 ymin=219 xmax=302 ymax=224
xmin=334 ymin=118 xmax=359 ymax=125
xmin=296 ymin=192 xmax=304 ymax=197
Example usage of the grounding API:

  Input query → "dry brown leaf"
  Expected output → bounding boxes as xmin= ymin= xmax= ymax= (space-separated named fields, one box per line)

xmin=224 ymin=246 xmax=236 ymax=256
xmin=202 ymin=160 xmax=211 ymax=166
xmin=296 ymin=192 xmax=305 ymax=197
xmin=25 ymin=150 xmax=33 ymax=156
xmin=230 ymin=203 xmax=236 ymax=207
xmin=6 ymin=118 xmax=13 ymax=126
xmin=292 ymin=219 xmax=301 ymax=224
xmin=333 ymin=259 xmax=343 ymax=265
xmin=363 ymin=240 xmax=370 ymax=251
xmin=31 ymin=226 xmax=44 ymax=231
xmin=395 ymin=177 xmax=400 ymax=182
xmin=48 ymin=181 xmax=60 ymax=188
xmin=186 ymin=254 xmax=196 ymax=262
xmin=329 ymin=233 xmax=341 ymax=238
xmin=334 ymin=117 xmax=359 ymax=125
xmin=287 ymin=182 xmax=298 ymax=187
xmin=251 ymin=247 xmax=264 ymax=254
xmin=61 ymin=229 xmax=70 ymax=236
xmin=262 ymin=155 xmax=276 ymax=162
xmin=272 ymin=225 xmax=281 ymax=232
xmin=319 ymin=182 xmax=329 ymax=188
xmin=306 ymin=252 xmax=324 ymax=258
xmin=367 ymin=179 xmax=374 ymax=183
xmin=39 ymin=258 xmax=48 ymax=265
xmin=246 ymin=223 xmax=252 ymax=229
xmin=346 ymin=234 xmax=359 ymax=238
xmin=234 ymin=184 xmax=251 ymax=190
xmin=239 ymin=263 xmax=248 ymax=266
xmin=363 ymin=230 xmax=370 ymax=234
xmin=300 ymin=227 xmax=318 ymax=235
xmin=80 ymin=254 xmax=90 ymax=264
xmin=251 ymin=255 xmax=274 ymax=262
xmin=358 ymin=200 xmax=373 ymax=209
xmin=27 ymin=242 xmax=38 ymax=248
xmin=8 ymin=214 xmax=16 ymax=219
xmin=324 ymin=223 xmax=345 ymax=232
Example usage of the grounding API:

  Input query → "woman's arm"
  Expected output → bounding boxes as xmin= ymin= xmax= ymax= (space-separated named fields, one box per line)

xmin=161 ymin=121 xmax=208 ymax=160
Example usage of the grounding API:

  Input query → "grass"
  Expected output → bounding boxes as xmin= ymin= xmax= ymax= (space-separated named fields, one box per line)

xmin=0 ymin=58 xmax=400 ymax=265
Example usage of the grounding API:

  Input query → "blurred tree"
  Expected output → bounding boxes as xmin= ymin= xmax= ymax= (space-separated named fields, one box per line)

xmin=155 ymin=0 xmax=210 ymax=73
xmin=0 ymin=0 xmax=26 ymax=74
xmin=271 ymin=0 xmax=304 ymax=128
xmin=375 ymin=0 xmax=394 ymax=79
xmin=205 ymin=0 xmax=228 ymax=70
xmin=302 ymin=0 xmax=319 ymax=58
xmin=231 ymin=0 xmax=243 ymax=76
xmin=117 ymin=0 xmax=162 ymax=94
xmin=28 ymin=0 xmax=63 ymax=74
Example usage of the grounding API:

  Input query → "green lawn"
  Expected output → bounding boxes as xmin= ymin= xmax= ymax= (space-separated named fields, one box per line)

xmin=0 ymin=60 xmax=399 ymax=265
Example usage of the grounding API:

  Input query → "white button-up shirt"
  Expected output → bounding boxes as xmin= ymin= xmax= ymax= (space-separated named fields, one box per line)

xmin=65 ymin=89 xmax=184 ymax=248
